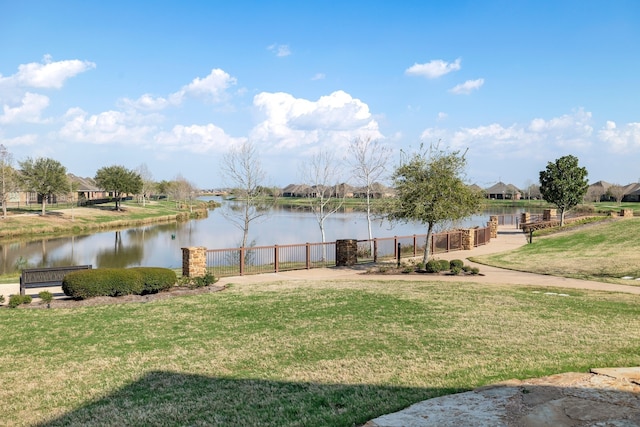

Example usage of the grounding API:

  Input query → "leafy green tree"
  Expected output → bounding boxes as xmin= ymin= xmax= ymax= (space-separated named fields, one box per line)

xmin=0 ymin=144 xmax=19 ymax=219
xmin=386 ymin=146 xmax=482 ymax=263
xmin=94 ymin=165 xmax=143 ymax=211
xmin=18 ymin=157 xmax=69 ymax=215
xmin=539 ymin=155 xmax=588 ymax=226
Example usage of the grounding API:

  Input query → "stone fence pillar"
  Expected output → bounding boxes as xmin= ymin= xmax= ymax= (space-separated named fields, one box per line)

xmin=460 ymin=229 xmax=475 ymax=250
xmin=182 ymin=246 xmax=207 ymax=278
xmin=520 ymin=212 xmax=530 ymax=225
xmin=543 ymin=209 xmax=556 ymax=221
xmin=620 ymin=209 xmax=634 ymax=218
xmin=489 ymin=215 xmax=499 ymax=238
xmin=336 ymin=239 xmax=358 ymax=266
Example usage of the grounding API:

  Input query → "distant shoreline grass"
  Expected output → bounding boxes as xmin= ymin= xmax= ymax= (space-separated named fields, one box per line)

xmin=0 ymin=200 xmax=212 ymax=241
xmin=1 ymin=280 xmax=639 ymax=426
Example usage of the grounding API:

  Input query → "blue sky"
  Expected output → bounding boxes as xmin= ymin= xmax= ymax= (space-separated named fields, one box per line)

xmin=1 ymin=0 xmax=639 ymax=188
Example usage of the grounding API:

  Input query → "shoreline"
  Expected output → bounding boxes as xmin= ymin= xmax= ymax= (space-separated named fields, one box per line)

xmin=0 ymin=201 xmax=211 ymax=242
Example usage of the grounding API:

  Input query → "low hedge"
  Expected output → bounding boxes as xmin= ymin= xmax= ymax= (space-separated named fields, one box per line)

xmin=63 ymin=269 xmax=144 ymax=299
xmin=131 ymin=267 xmax=177 ymax=294
xmin=62 ymin=267 xmax=178 ymax=300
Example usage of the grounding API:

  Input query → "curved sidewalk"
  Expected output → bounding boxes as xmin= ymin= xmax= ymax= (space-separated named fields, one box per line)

xmin=218 ymin=224 xmax=640 ymax=295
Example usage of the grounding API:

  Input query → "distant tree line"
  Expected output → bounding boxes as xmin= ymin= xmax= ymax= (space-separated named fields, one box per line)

xmin=0 ymin=144 xmax=200 ymax=217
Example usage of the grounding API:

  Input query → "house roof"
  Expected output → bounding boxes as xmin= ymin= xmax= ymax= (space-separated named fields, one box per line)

xmin=484 ymin=181 xmax=521 ymax=194
xmin=588 ymin=180 xmax=612 ymax=191
xmin=624 ymin=183 xmax=640 ymax=196
xmin=68 ymin=174 xmax=101 ymax=192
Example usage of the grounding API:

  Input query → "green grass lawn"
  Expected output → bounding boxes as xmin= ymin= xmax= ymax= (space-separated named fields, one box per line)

xmin=1 ymin=280 xmax=640 ymax=426
xmin=473 ymin=217 xmax=640 ymax=284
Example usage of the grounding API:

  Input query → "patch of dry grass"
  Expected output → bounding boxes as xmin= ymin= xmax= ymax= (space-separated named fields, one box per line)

xmin=1 ymin=279 xmax=640 ymax=426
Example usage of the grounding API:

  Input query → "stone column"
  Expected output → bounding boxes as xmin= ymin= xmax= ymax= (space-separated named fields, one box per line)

xmin=460 ymin=229 xmax=475 ymax=250
xmin=182 ymin=246 xmax=207 ymax=278
xmin=520 ymin=212 xmax=530 ymax=225
xmin=543 ymin=209 xmax=556 ymax=221
xmin=336 ymin=239 xmax=358 ymax=266
xmin=336 ymin=239 xmax=358 ymax=267
xmin=620 ymin=209 xmax=634 ymax=218
xmin=489 ymin=215 xmax=499 ymax=238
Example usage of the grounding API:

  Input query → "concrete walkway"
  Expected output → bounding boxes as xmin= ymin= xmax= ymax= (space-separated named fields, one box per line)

xmin=215 ymin=224 xmax=640 ymax=295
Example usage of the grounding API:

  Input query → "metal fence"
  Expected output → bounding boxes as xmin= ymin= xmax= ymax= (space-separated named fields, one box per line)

xmin=206 ymin=225 xmax=491 ymax=278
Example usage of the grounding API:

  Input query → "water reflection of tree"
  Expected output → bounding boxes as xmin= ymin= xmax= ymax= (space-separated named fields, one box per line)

xmin=95 ymin=231 xmax=144 ymax=268
xmin=0 ymin=235 xmax=91 ymax=275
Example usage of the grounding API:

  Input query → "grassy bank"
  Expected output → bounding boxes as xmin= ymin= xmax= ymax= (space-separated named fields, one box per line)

xmin=472 ymin=217 xmax=640 ymax=285
xmin=1 ymin=280 xmax=639 ymax=426
xmin=0 ymin=200 xmax=213 ymax=240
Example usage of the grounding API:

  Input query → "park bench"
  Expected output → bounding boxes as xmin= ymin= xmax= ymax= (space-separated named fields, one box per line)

xmin=20 ymin=265 xmax=92 ymax=297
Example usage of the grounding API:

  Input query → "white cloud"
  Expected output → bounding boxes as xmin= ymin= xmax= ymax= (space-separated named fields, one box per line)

xmin=0 ymin=55 xmax=95 ymax=89
xmin=437 ymin=112 xmax=448 ymax=121
xmin=154 ymin=124 xmax=246 ymax=153
xmin=405 ymin=58 xmax=461 ymax=79
xmin=0 ymin=133 xmax=37 ymax=146
xmin=121 ymin=68 xmax=236 ymax=110
xmin=598 ymin=120 xmax=640 ymax=152
xmin=421 ymin=109 xmax=595 ymax=159
xmin=59 ymin=107 xmax=158 ymax=144
xmin=311 ymin=73 xmax=326 ymax=81
xmin=0 ymin=92 xmax=50 ymax=124
xmin=120 ymin=94 xmax=172 ymax=111
xmin=250 ymin=90 xmax=382 ymax=150
xmin=449 ymin=78 xmax=484 ymax=95
xmin=268 ymin=43 xmax=291 ymax=57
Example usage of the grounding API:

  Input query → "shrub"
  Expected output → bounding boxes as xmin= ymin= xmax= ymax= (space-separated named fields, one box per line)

xmin=62 ymin=269 xmax=144 ymax=300
xmin=8 ymin=294 xmax=32 ymax=308
xmin=450 ymin=266 xmax=462 ymax=275
xmin=130 ymin=267 xmax=177 ymax=294
xmin=449 ymin=259 xmax=464 ymax=269
xmin=438 ymin=259 xmax=451 ymax=271
xmin=470 ymin=267 xmax=480 ymax=275
xmin=187 ymin=271 xmax=216 ymax=289
xmin=38 ymin=291 xmax=54 ymax=304
xmin=425 ymin=260 xmax=442 ymax=273
xmin=0 ymin=294 xmax=4 ymax=304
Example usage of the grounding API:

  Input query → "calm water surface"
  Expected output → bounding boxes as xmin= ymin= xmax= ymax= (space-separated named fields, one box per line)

xmin=0 ymin=198 xmax=535 ymax=275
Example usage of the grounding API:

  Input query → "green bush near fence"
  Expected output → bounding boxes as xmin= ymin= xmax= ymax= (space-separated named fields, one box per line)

xmin=62 ymin=267 xmax=177 ymax=300
xmin=131 ymin=267 xmax=177 ymax=294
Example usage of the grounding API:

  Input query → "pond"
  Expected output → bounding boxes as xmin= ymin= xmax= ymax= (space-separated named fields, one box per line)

xmin=0 ymin=198 xmax=535 ymax=276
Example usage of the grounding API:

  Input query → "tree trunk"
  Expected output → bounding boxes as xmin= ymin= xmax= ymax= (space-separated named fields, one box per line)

xmin=366 ymin=191 xmax=374 ymax=255
xmin=560 ymin=208 xmax=565 ymax=227
xmin=320 ymin=217 xmax=327 ymax=261
xmin=41 ymin=198 xmax=46 ymax=216
xmin=422 ymin=222 xmax=434 ymax=264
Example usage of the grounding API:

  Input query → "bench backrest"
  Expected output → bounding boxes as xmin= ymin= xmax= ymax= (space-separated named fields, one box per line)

xmin=20 ymin=265 xmax=92 ymax=295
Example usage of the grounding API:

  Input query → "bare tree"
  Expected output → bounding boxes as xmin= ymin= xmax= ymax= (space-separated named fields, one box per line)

xmin=0 ymin=145 xmax=18 ymax=219
xmin=347 ymin=137 xmax=392 ymax=253
xmin=300 ymin=150 xmax=344 ymax=259
xmin=220 ymin=141 xmax=273 ymax=248
xmin=585 ymin=186 xmax=604 ymax=203
xmin=607 ymin=184 xmax=626 ymax=205
xmin=136 ymin=163 xmax=155 ymax=206
xmin=170 ymin=174 xmax=197 ymax=211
